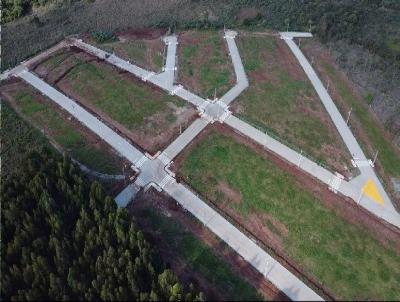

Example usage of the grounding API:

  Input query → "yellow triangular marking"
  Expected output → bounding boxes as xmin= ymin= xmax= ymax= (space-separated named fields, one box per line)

xmin=362 ymin=178 xmax=384 ymax=205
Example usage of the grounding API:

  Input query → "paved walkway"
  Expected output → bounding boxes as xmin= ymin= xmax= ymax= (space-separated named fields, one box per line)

xmin=280 ymin=32 xmax=399 ymax=220
xmin=115 ymin=183 xmax=141 ymax=207
xmin=220 ymin=30 xmax=249 ymax=105
xmin=7 ymin=31 xmax=325 ymax=300
xmin=164 ymin=180 xmax=323 ymax=301
xmin=18 ymin=70 xmax=145 ymax=165
xmin=150 ymin=36 xmax=177 ymax=90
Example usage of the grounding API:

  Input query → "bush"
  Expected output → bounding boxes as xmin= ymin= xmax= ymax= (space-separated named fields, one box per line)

xmin=91 ymin=30 xmax=116 ymax=43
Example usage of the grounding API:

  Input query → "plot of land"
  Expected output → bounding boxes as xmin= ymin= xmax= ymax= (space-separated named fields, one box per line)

xmin=86 ymin=29 xmax=166 ymax=72
xmin=130 ymin=189 xmax=286 ymax=301
xmin=33 ymin=47 xmax=197 ymax=154
xmin=232 ymin=33 xmax=354 ymax=177
xmin=0 ymin=80 xmax=124 ymax=175
xmin=300 ymin=38 xmax=400 ymax=205
xmin=177 ymin=30 xmax=235 ymax=99
xmin=175 ymin=127 xmax=400 ymax=300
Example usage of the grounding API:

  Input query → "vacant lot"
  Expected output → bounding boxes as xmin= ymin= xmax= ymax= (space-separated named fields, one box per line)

xmin=1 ymin=82 xmax=122 ymax=174
xmin=232 ymin=33 xmax=354 ymax=177
xmin=176 ymin=128 xmax=400 ymax=300
xmin=300 ymin=38 xmax=400 ymax=205
xmin=0 ymin=80 xmax=124 ymax=175
xmin=33 ymin=47 xmax=196 ymax=154
xmin=130 ymin=189 xmax=279 ymax=301
xmin=86 ymin=29 xmax=166 ymax=72
xmin=177 ymin=30 xmax=235 ymax=99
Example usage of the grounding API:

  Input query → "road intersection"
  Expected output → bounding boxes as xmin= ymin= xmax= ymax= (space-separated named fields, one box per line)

xmin=4 ymin=29 xmax=400 ymax=301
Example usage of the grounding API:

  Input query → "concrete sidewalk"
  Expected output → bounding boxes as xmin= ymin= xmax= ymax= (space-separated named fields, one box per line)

xmin=18 ymin=70 xmax=145 ymax=165
xmin=225 ymin=114 xmax=400 ymax=228
xmin=281 ymin=33 xmax=399 ymax=217
xmin=164 ymin=180 xmax=323 ymax=301
xmin=220 ymin=30 xmax=249 ymax=105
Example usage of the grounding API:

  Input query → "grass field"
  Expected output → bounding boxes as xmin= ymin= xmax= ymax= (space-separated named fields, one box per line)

xmin=56 ymin=54 xmax=189 ymax=133
xmin=63 ymin=59 xmax=186 ymax=130
xmin=234 ymin=34 xmax=353 ymax=175
xmin=37 ymin=49 xmax=195 ymax=153
xmin=4 ymin=84 xmax=122 ymax=174
xmin=136 ymin=205 xmax=262 ymax=301
xmin=93 ymin=39 xmax=164 ymax=72
xmin=178 ymin=131 xmax=400 ymax=300
xmin=178 ymin=30 xmax=234 ymax=99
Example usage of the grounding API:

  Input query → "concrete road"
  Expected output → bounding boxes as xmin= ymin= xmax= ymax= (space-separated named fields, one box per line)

xmin=18 ymin=70 xmax=145 ymax=164
xmin=281 ymin=34 xmax=399 ymax=218
xmin=220 ymin=30 xmax=249 ymax=105
xmin=164 ymin=180 xmax=323 ymax=301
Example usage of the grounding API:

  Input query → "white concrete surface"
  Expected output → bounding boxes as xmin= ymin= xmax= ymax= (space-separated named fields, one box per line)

xmin=281 ymin=34 xmax=399 ymax=219
xmin=115 ymin=183 xmax=141 ymax=207
xmin=164 ymin=181 xmax=323 ymax=301
xmin=18 ymin=70 xmax=145 ymax=164
xmin=220 ymin=30 xmax=249 ymax=105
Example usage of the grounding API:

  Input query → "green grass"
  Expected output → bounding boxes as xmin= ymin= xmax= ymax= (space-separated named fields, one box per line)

xmin=179 ymin=132 xmax=400 ymax=300
xmin=322 ymin=62 xmax=400 ymax=178
xmin=64 ymin=60 xmax=185 ymax=132
xmin=180 ymin=30 xmax=233 ymax=98
xmin=138 ymin=206 xmax=262 ymax=301
xmin=235 ymin=35 xmax=351 ymax=171
xmin=98 ymin=40 xmax=163 ymax=71
xmin=14 ymin=90 xmax=122 ymax=174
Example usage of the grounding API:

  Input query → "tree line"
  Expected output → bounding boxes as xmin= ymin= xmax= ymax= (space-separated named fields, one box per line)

xmin=1 ymin=146 xmax=204 ymax=300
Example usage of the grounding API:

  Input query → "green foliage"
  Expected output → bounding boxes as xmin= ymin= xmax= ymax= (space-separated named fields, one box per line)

xmin=1 ymin=150 xmax=204 ymax=300
xmin=91 ymin=31 xmax=116 ymax=44
xmin=364 ymin=92 xmax=374 ymax=105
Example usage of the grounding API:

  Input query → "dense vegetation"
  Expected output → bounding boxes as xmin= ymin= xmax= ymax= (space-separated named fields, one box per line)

xmin=1 ymin=103 xmax=203 ymax=301
xmin=3 ymin=0 xmax=399 ymax=63
xmin=1 ymin=101 xmax=54 ymax=176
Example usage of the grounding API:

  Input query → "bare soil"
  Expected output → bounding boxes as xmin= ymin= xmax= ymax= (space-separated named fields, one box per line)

xmin=129 ymin=188 xmax=288 ymax=301
xmin=172 ymin=123 xmax=400 ymax=300
xmin=32 ymin=46 xmax=198 ymax=155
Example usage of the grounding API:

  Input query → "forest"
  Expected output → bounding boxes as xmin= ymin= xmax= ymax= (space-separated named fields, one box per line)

xmin=1 ymin=104 xmax=204 ymax=301
xmin=2 ymin=0 xmax=399 ymax=66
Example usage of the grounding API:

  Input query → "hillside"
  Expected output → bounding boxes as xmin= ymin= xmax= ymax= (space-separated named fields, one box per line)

xmin=2 ymin=0 xmax=399 ymax=144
